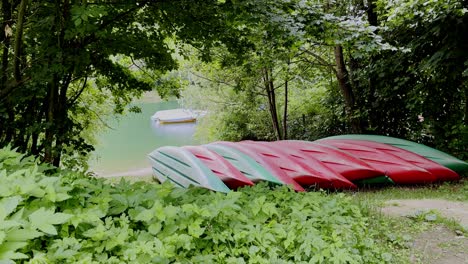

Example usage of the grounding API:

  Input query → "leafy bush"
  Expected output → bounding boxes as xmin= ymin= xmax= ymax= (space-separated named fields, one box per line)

xmin=0 ymin=147 xmax=401 ymax=263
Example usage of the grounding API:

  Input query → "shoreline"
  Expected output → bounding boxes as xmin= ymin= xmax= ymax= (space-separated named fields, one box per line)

xmin=93 ymin=167 xmax=153 ymax=178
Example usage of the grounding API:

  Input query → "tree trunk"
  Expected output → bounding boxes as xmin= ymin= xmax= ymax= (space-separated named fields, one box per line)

xmin=31 ymin=130 xmax=39 ymax=155
xmin=465 ymin=88 xmax=468 ymax=126
xmin=263 ymin=67 xmax=282 ymax=140
xmin=44 ymin=75 xmax=58 ymax=163
xmin=13 ymin=0 xmax=27 ymax=82
xmin=366 ymin=0 xmax=378 ymax=131
xmin=334 ymin=45 xmax=361 ymax=133
xmin=283 ymin=78 xmax=288 ymax=140
xmin=44 ymin=0 xmax=71 ymax=166
xmin=1 ymin=0 xmax=11 ymax=94
xmin=367 ymin=0 xmax=378 ymax=27
xmin=1 ymin=0 xmax=14 ymax=142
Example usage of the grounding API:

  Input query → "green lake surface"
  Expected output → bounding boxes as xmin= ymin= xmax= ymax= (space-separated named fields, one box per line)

xmin=90 ymin=101 xmax=199 ymax=177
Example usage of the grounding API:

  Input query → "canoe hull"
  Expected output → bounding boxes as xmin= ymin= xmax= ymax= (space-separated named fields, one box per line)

xmin=274 ymin=140 xmax=385 ymax=182
xmin=204 ymin=144 xmax=283 ymax=185
xmin=251 ymin=141 xmax=357 ymax=189
xmin=183 ymin=146 xmax=254 ymax=189
xmin=148 ymin=146 xmax=230 ymax=193
xmin=317 ymin=139 xmax=437 ymax=184
xmin=323 ymin=134 xmax=468 ymax=173
xmin=327 ymin=139 xmax=460 ymax=182
xmin=213 ymin=141 xmax=305 ymax=191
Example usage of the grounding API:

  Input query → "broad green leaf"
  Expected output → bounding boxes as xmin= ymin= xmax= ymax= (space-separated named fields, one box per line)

xmin=188 ymin=219 xmax=205 ymax=238
xmin=28 ymin=208 xmax=72 ymax=235
xmin=5 ymin=228 xmax=43 ymax=242
xmin=0 ymin=242 xmax=28 ymax=260
xmin=148 ymin=222 xmax=162 ymax=235
xmin=133 ymin=208 xmax=154 ymax=223
xmin=0 ymin=196 xmax=22 ymax=218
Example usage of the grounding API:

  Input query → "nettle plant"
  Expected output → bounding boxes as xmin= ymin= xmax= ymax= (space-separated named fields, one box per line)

xmin=0 ymin=147 xmax=398 ymax=263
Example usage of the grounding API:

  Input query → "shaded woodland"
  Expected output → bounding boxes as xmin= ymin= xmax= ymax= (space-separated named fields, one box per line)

xmin=0 ymin=0 xmax=467 ymax=168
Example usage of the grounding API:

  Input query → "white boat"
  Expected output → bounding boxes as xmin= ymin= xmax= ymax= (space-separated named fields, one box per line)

xmin=151 ymin=109 xmax=198 ymax=124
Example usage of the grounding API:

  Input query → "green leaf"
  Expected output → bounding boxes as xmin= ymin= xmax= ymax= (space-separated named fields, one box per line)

xmin=188 ymin=219 xmax=205 ymax=238
xmin=28 ymin=208 xmax=72 ymax=235
xmin=5 ymin=228 xmax=43 ymax=242
xmin=0 ymin=242 xmax=28 ymax=260
xmin=0 ymin=196 xmax=22 ymax=219
xmin=148 ymin=222 xmax=162 ymax=235
xmin=74 ymin=18 xmax=82 ymax=26
xmin=133 ymin=208 xmax=154 ymax=223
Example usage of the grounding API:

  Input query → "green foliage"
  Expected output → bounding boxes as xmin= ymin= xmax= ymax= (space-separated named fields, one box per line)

xmin=344 ymin=0 xmax=468 ymax=158
xmin=0 ymin=0 xmax=249 ymax=167
xmin=0 ymin=147 xmax=402 ymax=263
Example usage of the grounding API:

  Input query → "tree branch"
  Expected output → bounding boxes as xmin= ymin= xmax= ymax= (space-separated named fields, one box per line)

xmin=190 ymin=71 xmax=238 ymax=89
xmin=301 ymin=48 xmax=337 ymax=74
xmin=68 ymin=77 xmax=88 ymax=107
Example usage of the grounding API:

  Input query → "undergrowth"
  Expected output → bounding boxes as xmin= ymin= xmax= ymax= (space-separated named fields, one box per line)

xmin=0 ymin=147 xmax=407 ymax=263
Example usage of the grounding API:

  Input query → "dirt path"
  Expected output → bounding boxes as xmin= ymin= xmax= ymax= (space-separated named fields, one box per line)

xmin=381 ymin=199 xmax=468 ymax=264
xmin=382 ymin=199 xmax=468 ymax=228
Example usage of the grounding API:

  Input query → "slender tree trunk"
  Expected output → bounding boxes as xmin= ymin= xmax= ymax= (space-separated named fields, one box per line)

xmin=283 ymin=78 xmax=288 ymax=140
xmin=31 ymin=131 xmax=39 ymax=155
xmin=44 ymin=75 xmax=58 ymax=163
xmin=1 ymin=0 xmax=11 ymax=89
xmin=268 ymin=68 xmax=281 ymax=140
xmin=263 ymin=67 xmax=282 ymax=140
xmin=1 ymin=0 xmax=14 ymax=142
xmin=367 ymin=0 xmax=378 ymax=27
xmin=334 ymin=45 xmax=361 ymax=133
xmin=45 ymin=0 xmax=71 ymax=166
xmin=366 ymin=0 xmax=378 ymax=131
xmin=465 ymin=89 xmax=468 ymax=126
xmin=13 ymin=0 xmax=27 ymax=82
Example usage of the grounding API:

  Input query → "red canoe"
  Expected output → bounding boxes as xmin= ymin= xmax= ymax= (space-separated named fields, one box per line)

xmin=212 ymin=142 xmax=306 ymax=191
xmin=317 ymin=139 xmax=437 ymax=184
xmin=183 ymin=146 xmax=255 ymax=189
xmin=273 ymin=140 xmax=385 ymax=182
xmin=249 ymin=141 xmax=357 ymax=189
xmin=321 ymin=139 xmax=460 ymax=182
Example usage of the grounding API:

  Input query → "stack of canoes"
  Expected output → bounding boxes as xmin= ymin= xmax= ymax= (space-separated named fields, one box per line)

xmin=148 ymin=135 xmax=468 ymax=193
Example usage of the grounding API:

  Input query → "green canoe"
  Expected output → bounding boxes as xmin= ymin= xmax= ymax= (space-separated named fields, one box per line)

xmin=204 ymin=144 xmax=284 ymax=186
xmin=322 ymin=134 xmax=468 ymax=173
xmin=148 ymin=146 xmax=230 ymax=193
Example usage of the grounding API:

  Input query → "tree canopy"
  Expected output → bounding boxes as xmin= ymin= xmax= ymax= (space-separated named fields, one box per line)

xmin=1 ymin=0 xmax=467 ymax=167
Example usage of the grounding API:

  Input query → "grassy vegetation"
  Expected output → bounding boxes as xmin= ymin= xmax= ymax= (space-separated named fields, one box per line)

xmin=352 ymin=179 xmax=468 ymax=202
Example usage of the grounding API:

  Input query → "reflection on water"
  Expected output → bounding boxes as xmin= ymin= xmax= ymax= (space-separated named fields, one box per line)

xmin=90 ymin=101 xmax=199 ymax=177
xmin=151 ymin=122 xmax=197 ymax=137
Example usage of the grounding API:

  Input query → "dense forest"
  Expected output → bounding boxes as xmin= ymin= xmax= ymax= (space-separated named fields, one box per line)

xmin=0 ymin=0 xmax=467 ymax=169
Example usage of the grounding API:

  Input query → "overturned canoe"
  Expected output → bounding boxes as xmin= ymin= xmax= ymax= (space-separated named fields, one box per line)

xmin=317 ymin=139 xmax=437 ymax=184
xmin=212 ymin=141 xmax=305 ymax=191
xmin=323 ymin=134 xmax=468 ymax=173
xmin=183 ymin=146 xmax=254 ymax=189
xmin=148 ymin=146 xmax=230 ymax=193
xmin=328 ymin=139 xmax=460 ymax=182
xmin=273 ymin=140 xmax=385 ymax=182
xmin=250 ymin=141 xmax=357 ymax=189
xmin=204 ymin=144 xmax=283 ymax=185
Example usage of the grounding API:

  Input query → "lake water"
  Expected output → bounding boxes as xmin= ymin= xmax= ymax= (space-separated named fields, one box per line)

xmin=90 ymin=101 xmax=199 ymax=177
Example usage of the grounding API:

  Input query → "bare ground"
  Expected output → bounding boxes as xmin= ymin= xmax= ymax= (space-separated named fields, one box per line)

xmin=381 ymin=199 xmax=468 ymax=264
